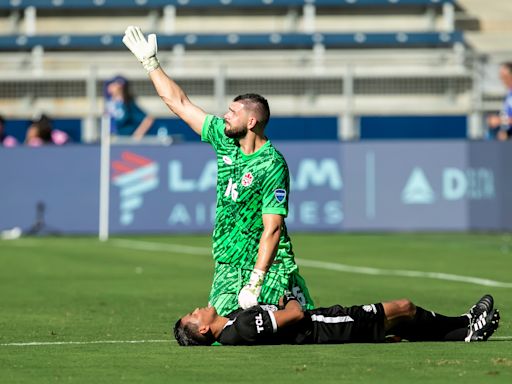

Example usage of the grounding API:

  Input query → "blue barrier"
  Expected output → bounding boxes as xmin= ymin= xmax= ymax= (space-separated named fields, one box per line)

xmin=2 ymin=116 xmax=468 ymax=143
xmin=360 ymin=115 xmax=467 ymax=139
xmin=0 ymin=0 xmax=455 ymax=10
xmin=151 ymin=116 xmax=338 ymax=141
xmin=2 ymin=116 xmax=337 ymax=143
xmin=0 ymin=32 xmax=464 ymax=51
xmin=1 ymin=140 xmax=510 ymax=234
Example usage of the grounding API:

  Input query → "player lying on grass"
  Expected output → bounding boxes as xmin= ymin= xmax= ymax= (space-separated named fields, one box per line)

xmin=174 ymin=293 xmax=500 ymax=346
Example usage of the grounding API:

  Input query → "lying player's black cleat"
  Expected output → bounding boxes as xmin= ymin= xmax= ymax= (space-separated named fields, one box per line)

xmin=465 ymin=304 xmax=500 ymax=342
xmin=468 ymin=294 xmax=494 ymax=318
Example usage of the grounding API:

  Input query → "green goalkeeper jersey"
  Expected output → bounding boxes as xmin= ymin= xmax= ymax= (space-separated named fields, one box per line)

xmin=201 ymin=114 xmax=296 ymax=272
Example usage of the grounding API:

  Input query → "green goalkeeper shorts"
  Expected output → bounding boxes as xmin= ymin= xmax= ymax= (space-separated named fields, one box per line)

xmin=208 ymin=262 xmax=314 ymax=316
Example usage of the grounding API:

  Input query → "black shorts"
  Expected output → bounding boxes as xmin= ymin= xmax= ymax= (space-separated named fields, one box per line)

xmin=306 ymin=303 xmax=386 ymax=344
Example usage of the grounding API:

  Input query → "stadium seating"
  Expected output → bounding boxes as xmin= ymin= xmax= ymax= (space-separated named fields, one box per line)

xmin=0 ymin=0 xmax=457 ymax=11
xmin=0 ymin=0 xmax=458 ymax=49
xmin=0 ymin=0 xmax=481 ymax=141
xmin=0 ymin=32 xmax=463 ymax=51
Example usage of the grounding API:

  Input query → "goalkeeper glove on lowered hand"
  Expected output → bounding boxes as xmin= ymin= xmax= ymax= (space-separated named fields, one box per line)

xmin=238 ymin=269 xmax=266 ymax=309
xmin=122 ymin=26 xmax=160 ymax=73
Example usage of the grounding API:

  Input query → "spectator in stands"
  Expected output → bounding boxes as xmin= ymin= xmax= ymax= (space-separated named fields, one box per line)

xmin=25 ymin=114 xmax=69 ymax=146
xmin=104 ymin=75 xmax=154 ymax=140
xmin=0 ymin=114 xmax=19 ymax=147
xmin=25 ymin=118 xmax=53 ymax=147
xmin=0 ymin=115 xmax=4 ymax=142
xmin=487 ymin=62 xmax=512 ymax=140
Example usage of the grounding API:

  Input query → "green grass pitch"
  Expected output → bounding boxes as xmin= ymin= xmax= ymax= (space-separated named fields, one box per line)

xmin=1 ymin=233 xmax=511 ymax=383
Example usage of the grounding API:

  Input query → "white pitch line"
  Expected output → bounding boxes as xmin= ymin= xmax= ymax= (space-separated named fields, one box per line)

xmin=107 ymin=239 xmax=512 ymax=289
xmin=296 ymin=259 xmax=512 ymax=289
xmin=2 ymin=337 xmax=510 ymax=347
xmin=110 ymin=239 xmax=211 ymax=256
xmin=493 ymin=336 xmax=512 ymax=341
xmin=0 ymin=339 xmax=170 ymax=347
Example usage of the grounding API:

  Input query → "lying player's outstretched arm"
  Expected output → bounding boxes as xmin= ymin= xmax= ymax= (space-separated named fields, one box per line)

xmin=123 ymin=26 xmax=207 ymax=135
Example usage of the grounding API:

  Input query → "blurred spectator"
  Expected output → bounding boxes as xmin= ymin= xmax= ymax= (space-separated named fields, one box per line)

xmin=0 ymin=115 xmax=5 ymax=142
xmin=104 ymin=75 xmax=154 ymax=140
xmin=25 ymin=119 xmax=52 ymax=147
xmin=487 ymin=62 xmax=512 ymax=141
xmin=0 ymin=115 xmax=19 ymax=147
xmin=25 ymin=114 xmax=70 ymax=147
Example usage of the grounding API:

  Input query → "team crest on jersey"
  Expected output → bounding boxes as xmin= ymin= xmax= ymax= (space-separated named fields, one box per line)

xmin=222 ymin=155 xmax=233 ymax=165
xmin=362 ymin=304 xmax=377 ymax=314
xmin=274 ymin=189 xmax=287 ymax=203
xmin=241 ymin=172 xmax=253 ymax=187
xmin=259 ymin=304 xmax=278 ymax=312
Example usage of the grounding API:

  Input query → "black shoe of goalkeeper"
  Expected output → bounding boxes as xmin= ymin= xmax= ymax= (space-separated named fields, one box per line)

xmin=465 ymin=308 xmax=500 ymax=342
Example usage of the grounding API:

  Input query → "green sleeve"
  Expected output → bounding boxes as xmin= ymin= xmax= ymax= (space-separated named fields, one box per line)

xmin=261 ymin=159 xmax=289 ymax=217
xmin=201 ymin=114 xmax=226 ymax=151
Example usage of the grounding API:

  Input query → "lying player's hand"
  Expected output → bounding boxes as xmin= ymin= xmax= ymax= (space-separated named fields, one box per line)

xmin=122 ymin=26 xmax=160 ymax=73
xmin=279 ymin=291 xmax=299 ymax=309
xmin=238 ymin=269 xmax=266 ymax=309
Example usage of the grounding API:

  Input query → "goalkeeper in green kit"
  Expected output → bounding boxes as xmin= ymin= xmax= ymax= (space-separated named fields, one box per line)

xmin=123 ymin=26 xmax=314 ymax=315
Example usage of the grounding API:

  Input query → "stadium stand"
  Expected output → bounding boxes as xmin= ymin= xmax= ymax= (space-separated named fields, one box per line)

xmin=0 ymin=1 xmax=460 ymax=48
xmin=0 ymin=32 xmax=462 ymax=51
xmin=0 ymin=0 xmax=494 ymax=141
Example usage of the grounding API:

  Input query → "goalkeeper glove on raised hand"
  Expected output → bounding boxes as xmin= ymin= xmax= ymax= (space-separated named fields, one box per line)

xmin=122 ymin=26 xmax=160 ymax=73
xmin=238 ymin=268 xmax=266 ymax=309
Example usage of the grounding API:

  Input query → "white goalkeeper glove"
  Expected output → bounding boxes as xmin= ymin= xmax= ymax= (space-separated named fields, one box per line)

xmin=238 ymin=268 xmax=266 ymax=309
xmin=122 ymin=26 xmax=160 ymax=73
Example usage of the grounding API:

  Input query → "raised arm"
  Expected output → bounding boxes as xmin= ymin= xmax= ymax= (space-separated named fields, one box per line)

xmin=123 ymin=26 xmax=207 ymax=135
xmin=148 ymin=67 xmax=206 ymax=135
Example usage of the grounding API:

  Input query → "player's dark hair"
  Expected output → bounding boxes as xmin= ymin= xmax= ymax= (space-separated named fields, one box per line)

xmin=29 ymin=119 xmax=53 ymax=143
xmin=233 ymin=93 xmax=270 ymax=128
xmin=105 ymin=76 xmax=134 ymax=103
xmin=0 ymin=115 xmax=4 ymax=138
xmin=120 ymin=80 xmax=134 ymax=104
xmin=173 ymin=318 xmax=214 ymax=347
xmin=501 ymin=62 xmax=512 ymax=73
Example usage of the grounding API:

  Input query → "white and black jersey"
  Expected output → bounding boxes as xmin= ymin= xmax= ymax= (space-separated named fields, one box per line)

xmin=218 ymin=303 xmax=386 ymax=346
xmin=218 ymin=304 xmax=301 ymax=345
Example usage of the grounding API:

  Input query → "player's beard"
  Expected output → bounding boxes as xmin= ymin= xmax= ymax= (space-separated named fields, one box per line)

xmin=224 ymin=123 xmax=247 ymax=139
